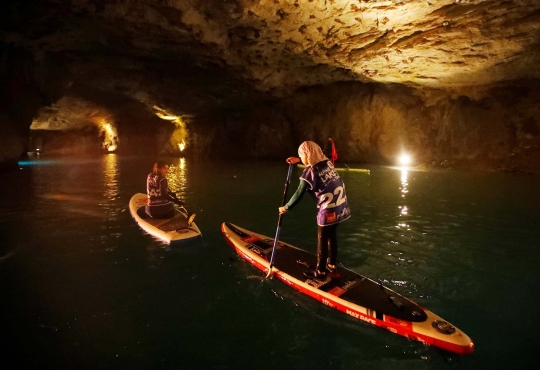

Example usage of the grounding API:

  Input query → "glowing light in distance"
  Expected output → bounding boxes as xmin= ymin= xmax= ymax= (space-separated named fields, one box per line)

xmin=398 ymin=153 xmax=412 ymax=166
xmin=157 ymin=113 xmax=178 ymax=121
xmin=101 ymin=122 xmax=117 ymax=151
xmin=103 ymin=123 xmax=115 ymax=136
xmin=178 ymin=140 xmax=186 ymax=152
xmin=154 ymin=106 xmax=179 ymax=121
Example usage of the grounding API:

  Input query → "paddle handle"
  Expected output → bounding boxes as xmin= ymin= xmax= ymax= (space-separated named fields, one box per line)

xmin=279 ymin=165 xmax=293 ymax=207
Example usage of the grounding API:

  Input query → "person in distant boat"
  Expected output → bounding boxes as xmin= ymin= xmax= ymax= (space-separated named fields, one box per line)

xmin=146 ymin=161 xmax=182 ymax=219
xmin=279 ymin=141 xmax=351 ymax=279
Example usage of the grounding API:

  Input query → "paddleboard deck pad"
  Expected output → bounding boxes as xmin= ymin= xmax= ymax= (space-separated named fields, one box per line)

xmin=130 ymin=193 xmax=201 ymax=244
xmin=221 ymin=222 xmax=474 ymax=355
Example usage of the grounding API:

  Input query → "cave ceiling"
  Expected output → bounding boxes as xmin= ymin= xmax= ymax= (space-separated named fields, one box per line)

xmin=2 ymin=0 xmax=540 ymax=122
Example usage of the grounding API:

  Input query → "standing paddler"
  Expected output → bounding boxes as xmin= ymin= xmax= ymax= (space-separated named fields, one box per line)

xmin=278 ymin=141 xmax=351 ymax=279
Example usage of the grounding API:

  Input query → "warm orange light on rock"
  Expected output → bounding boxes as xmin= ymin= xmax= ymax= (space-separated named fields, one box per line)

xmin=178 ymin=140 xmax=186 ymax=151
xmin=99 ymin=121 xmax=118 ymax=152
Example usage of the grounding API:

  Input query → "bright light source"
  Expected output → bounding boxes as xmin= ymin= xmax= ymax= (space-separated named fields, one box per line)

xmin=157 ymin=113 xmax=178 ymax=121
xmin=100 ymin=121 xmax=118 ymax=151
xmin=178 ymin=140 xmax=186 ymax=152
xmin=398 ymin=153 xmax=412 ymax=166
xmin=154 ymin=106 xmax=179 ymax=121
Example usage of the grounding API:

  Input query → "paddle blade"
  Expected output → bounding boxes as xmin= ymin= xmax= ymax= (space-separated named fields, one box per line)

xmin=329 ymin=138 xmax=338 ymax=164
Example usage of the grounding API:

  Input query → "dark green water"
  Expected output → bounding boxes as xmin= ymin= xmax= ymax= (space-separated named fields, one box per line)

xmin=1 ymin=155 xmax=539 ymax=369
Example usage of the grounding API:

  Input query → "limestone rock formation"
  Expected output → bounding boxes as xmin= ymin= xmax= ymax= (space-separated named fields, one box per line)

xmin=1 ymin=0 xmax=540 ymax=172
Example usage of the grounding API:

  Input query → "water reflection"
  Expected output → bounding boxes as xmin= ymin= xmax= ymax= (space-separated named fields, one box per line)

xmin=399 ymin=168 xmax=409 ymax=217
xmin=99 ymin=154 xmax=121 ymax=227
xmin=102 ymin=154 xmax=119 ymax=200
xmin=167 ymin=158 xmax=188 ymax=196
xmin=400 ymin=169 xmax=408 ymax=198
xmin=391 ymin=167 xmax=413 ymax=289
xmin=18 ymin=159 xmax=59 ymax=166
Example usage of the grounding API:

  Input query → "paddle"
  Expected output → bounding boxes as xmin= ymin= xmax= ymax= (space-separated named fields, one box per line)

xmin=266 ymin=163 xmax=294 ymax=278
xmin=326 ymin=138 xmax=358 ymax=172
xmin=167 ymin=189 xmax=196 ymax=226
xmin=328 ymin=137 xmax=338 ymax=165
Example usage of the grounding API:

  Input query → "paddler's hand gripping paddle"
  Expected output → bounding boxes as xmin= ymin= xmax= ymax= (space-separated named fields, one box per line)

xmin=167 ymin=188 xmax=196 ymax=226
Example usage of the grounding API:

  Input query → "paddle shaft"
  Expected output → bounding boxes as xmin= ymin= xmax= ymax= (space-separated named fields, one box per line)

xmin=266 ymin=164 xmax=294 ymax=277
xmin=168 ymin=189 xmax=195 ymax=223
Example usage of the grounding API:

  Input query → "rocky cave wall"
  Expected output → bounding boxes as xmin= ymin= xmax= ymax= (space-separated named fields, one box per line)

xmin=29 ymin=84 xmax=180 ymax=156
xmin=0 ymin=45 xmax=180 ymax=163
xmin=2 ymin=0 xmax=540 ymax=173
xmin=2 ymin=47 xmax=540 ymax=174
xmin=278 ymin=81 xmax=540 ymax=172
xmin=187 ymin=80 xmax=540 ymax=173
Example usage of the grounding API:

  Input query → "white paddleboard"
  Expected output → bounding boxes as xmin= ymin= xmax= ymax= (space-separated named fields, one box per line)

xmin=129 ymin=193 xmax=201 ymax=244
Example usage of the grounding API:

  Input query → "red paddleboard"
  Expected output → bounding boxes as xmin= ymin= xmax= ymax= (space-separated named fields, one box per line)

xmin=221 ymin=222 xmax=474 ymax=355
